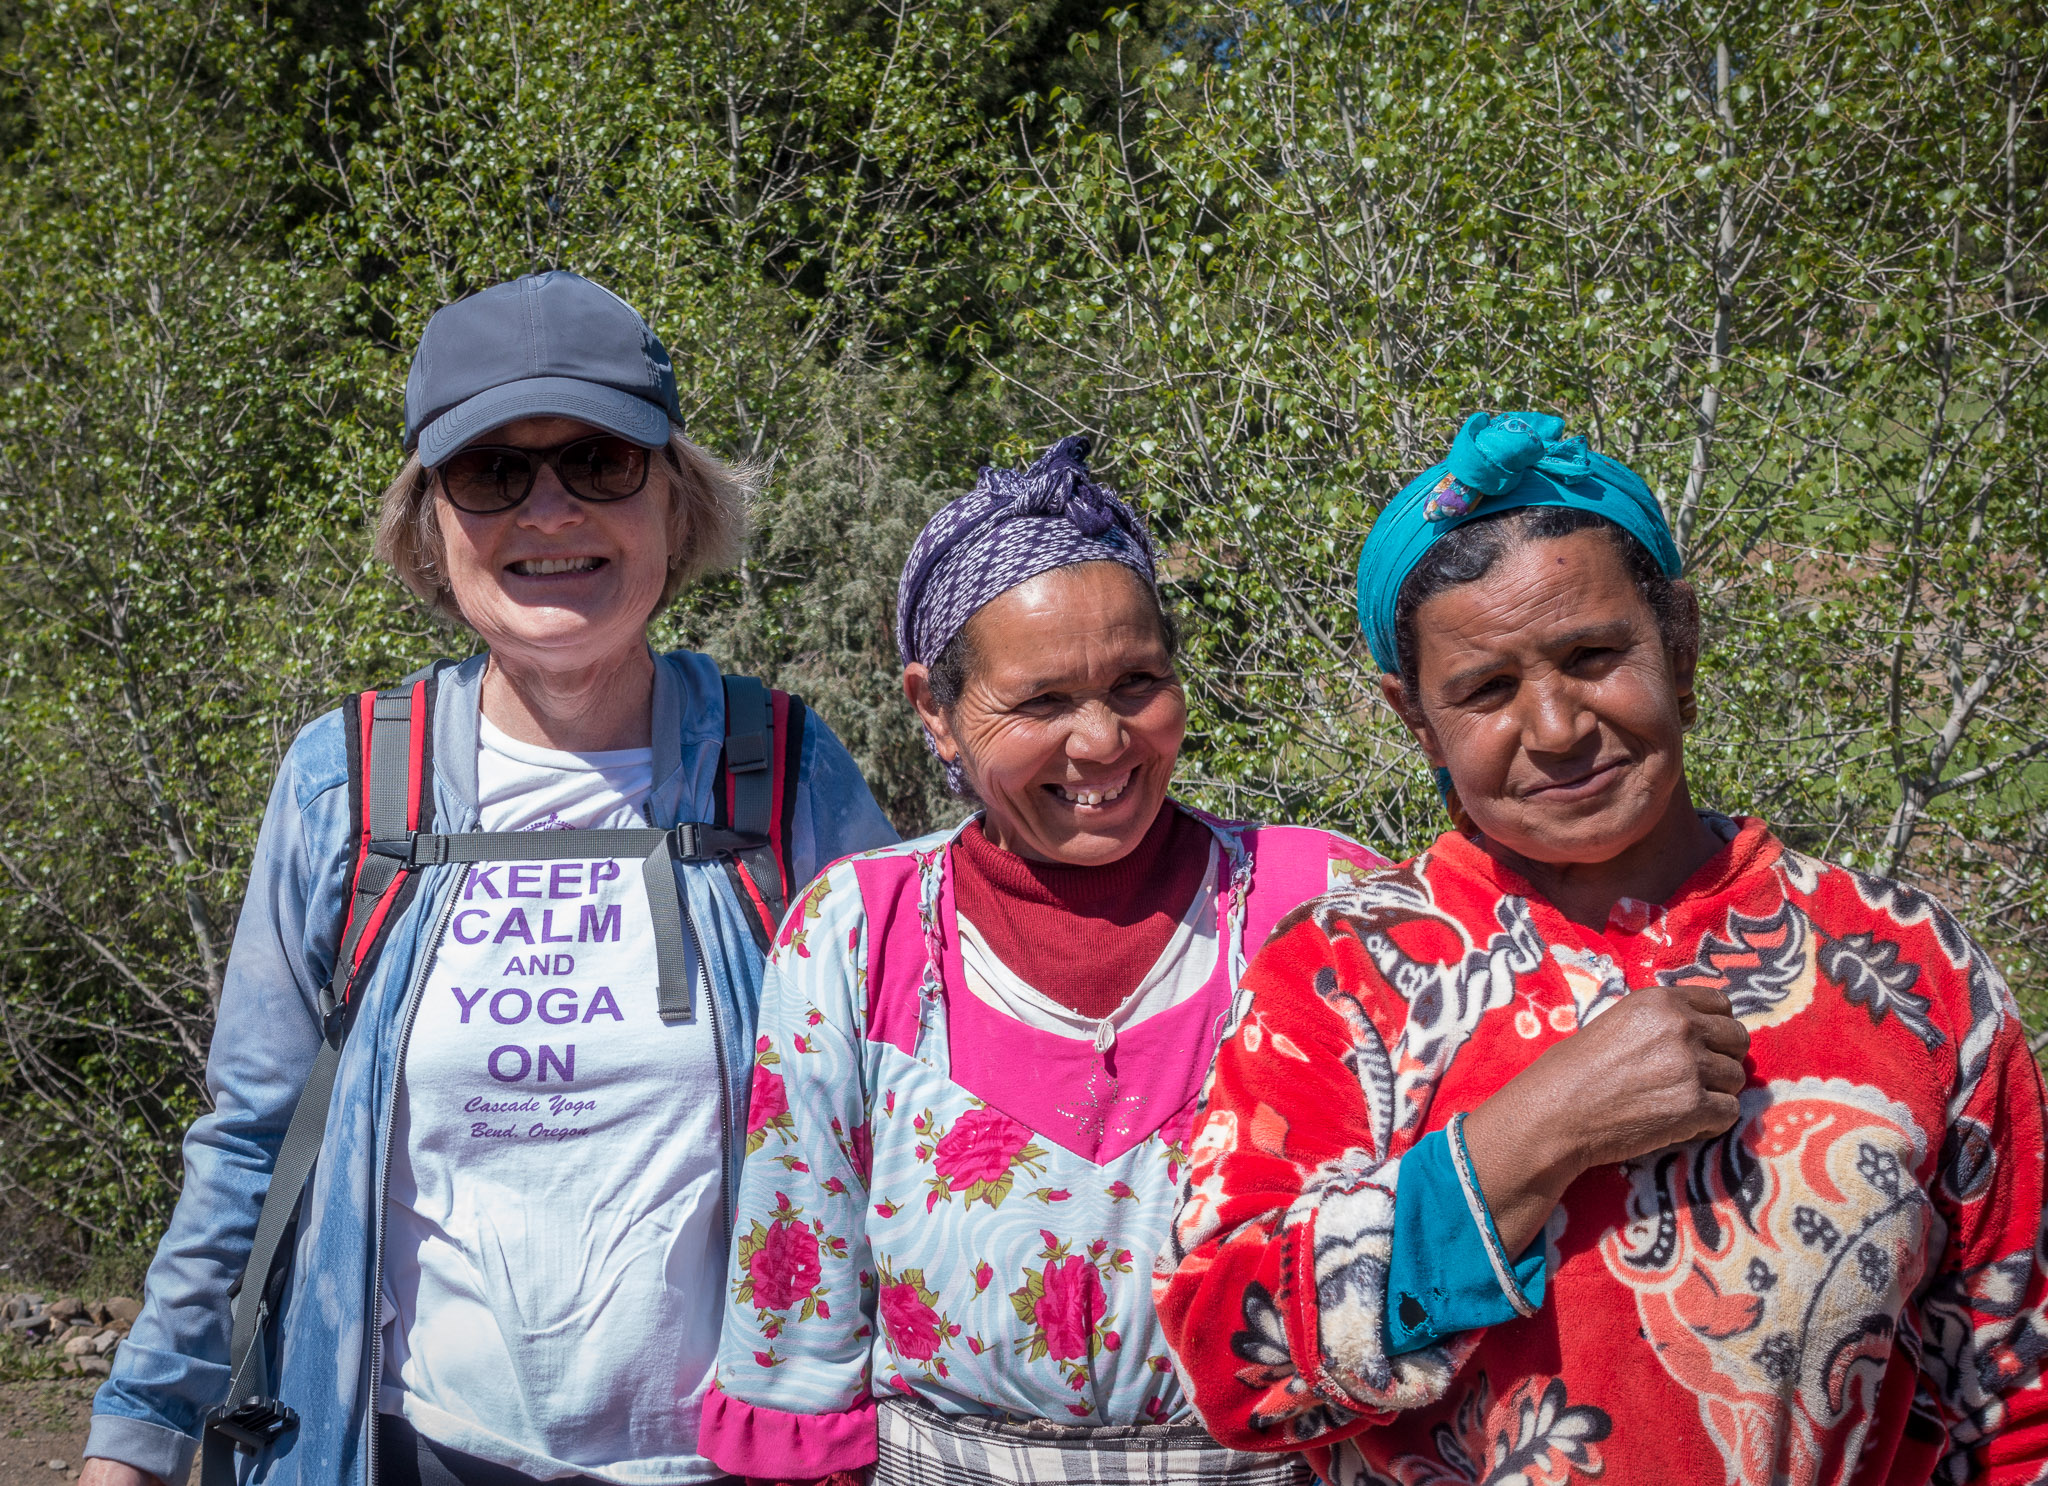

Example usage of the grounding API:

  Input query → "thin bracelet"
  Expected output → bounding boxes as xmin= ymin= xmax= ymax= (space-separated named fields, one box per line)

xmin=1446 ymin=1111 xmax=1542 ymax=1320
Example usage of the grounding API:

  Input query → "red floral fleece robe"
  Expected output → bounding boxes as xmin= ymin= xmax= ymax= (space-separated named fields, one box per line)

xmin=1156 ymin=816 xmax=2048 ymax=1485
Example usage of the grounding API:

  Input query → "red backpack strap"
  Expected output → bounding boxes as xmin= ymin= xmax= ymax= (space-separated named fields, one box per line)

xmin=325 ymin=668 xmax=441 ymax=1035
xmin=203 ymin=666 xmax=444 ymax=1483
xmin=715 ymin=675 xmax=807 ymax=951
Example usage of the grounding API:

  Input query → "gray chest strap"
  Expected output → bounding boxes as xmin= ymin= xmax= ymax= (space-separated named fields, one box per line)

xmin=390 ymin=821 xmax=764 ymax=1024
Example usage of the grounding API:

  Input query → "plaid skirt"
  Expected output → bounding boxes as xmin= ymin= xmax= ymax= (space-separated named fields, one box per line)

xmin=873 ymin=1397 xmax=1315 ymax=1486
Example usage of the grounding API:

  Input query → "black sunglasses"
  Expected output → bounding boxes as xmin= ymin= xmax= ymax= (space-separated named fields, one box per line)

xmin=435 ymin=434 xmax=655 ymax=514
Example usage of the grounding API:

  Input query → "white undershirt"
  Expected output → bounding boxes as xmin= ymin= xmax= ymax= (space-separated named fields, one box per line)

xmin=378 ymin=717 xmax=726 ymax=1483
xmin=954 ymin=842 xmax=1221 ymax=1053
xmin=474 ymin=717 xmax=654 ymax=832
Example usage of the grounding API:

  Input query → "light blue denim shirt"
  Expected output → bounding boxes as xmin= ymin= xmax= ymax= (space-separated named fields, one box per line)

xmin=87 ymin=650 xmax=899 ymax=1485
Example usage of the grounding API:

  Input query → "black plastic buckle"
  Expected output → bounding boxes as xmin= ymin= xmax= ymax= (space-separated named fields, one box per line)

xmin=670 ymin=823 xmax=713 ymax=862
xmin=669 ymin=823 xmax=768 ymax=863
xmin=210 ymin=1398 xmax=299 ymax=1455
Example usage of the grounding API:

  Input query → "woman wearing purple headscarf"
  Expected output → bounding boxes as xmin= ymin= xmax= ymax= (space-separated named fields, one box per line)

xmin=699 ymin=439 xmax=1383 ymax=1486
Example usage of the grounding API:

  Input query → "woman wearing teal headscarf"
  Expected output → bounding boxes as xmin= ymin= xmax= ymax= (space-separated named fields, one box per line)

xmin=1158 ymin=413 xmax=2048 ymax=1486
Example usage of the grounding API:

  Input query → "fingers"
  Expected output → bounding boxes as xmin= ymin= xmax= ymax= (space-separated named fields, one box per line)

xmin=1693 ymin=1089 xmax=1743 ymax=1138
xmin=1673 ymin=984 xmax=1734 ymax=1019
xmin=1692 ymin=994 xmax=1751 ymax=1099
xmin=1697 ymin=1010 xmax=1752 ymax=1059
xmin=1697 ymin=1050 xmax=1748 ymax=1097
xmin=1528 ymin=984 xmax=1754 ymax=1167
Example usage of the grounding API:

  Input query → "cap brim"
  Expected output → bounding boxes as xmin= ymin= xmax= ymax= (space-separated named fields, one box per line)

xmin=415 ymin=376 xmax=673 ymax=466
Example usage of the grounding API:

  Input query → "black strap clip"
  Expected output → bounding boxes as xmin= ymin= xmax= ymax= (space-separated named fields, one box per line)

xmin=670 ymin=823 xmax=716 ymax=861
xmin=209 ymin=1398 xmax=300 ymax=1455
xmin=670 ymin=823 xmax=768 ymax=862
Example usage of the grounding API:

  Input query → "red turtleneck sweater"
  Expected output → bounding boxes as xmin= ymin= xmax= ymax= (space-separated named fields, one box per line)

xmin=948 ymin=802 xmax=1214 ymax=1019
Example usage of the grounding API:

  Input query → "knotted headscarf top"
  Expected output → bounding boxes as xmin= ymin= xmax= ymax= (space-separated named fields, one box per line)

xmin=895 ymin=434 xmax=1159 ymax=670
xmin=1354 ymin=411 xmax=1683 ymax=673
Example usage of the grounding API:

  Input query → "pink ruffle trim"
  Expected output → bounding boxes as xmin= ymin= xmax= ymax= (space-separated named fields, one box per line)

xmin=698 ymin=1385 xmax=878 ymax=1477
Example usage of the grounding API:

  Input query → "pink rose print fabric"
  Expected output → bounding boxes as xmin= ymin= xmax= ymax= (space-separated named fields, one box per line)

xmin=921 ymin=1105 xmax=1048 ymax=1212
xmin=877 ymin=1264 xmax=957 ymax=1370
xmin=935 ymin=1107 xmax=1030 ymax=1185
xmin=1035 ymin=1256 xmax=1103 ymax=1360
xmin=733 ymin=1191 xmax=845 ymax=1345
xmin=704 ymin=817 xmax=1387 ymax=1480
xmin=747 ymin=1219 xmax=821 ymax=1313
xmin=747 ymin=1069 xmax=788 ymax=1138
xmin=1004 ymin=1229 xmax=1136 ymax=1409
xmin=745 ymin=1037 xmax=794 ymax=1156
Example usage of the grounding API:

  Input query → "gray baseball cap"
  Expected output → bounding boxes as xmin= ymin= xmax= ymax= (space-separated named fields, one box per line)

xmin=403 ymin=270 xmax=683 ymax=466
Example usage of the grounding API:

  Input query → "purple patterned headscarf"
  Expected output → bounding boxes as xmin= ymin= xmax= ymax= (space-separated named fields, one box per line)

xmin=896 ymin=435 xmax=1160 ymax=792
xmin=896 ymin=435 xmax=1158 ymax=668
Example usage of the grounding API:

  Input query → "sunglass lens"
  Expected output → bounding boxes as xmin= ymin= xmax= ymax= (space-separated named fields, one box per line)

xmin=440 ymin=448 xmax=535 ymax=512
xmin=558 ymin=437 xmax=649 ymax=500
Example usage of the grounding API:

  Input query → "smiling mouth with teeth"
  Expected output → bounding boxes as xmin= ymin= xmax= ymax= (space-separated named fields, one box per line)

xmin=1050 ymin=772 xmax=1132 ymax=807
xmin=508 ymin=556 xmax=606 ymax=576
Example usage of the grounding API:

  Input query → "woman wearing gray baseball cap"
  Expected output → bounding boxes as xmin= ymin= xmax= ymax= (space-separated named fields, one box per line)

xmin=83 ymin=271 xmax=898 ymax=1486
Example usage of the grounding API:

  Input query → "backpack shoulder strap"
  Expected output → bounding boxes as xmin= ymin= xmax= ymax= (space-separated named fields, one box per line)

xmin=715 ymin=674 xmax=807 ymax=949
xmin=327 ymin=668 xmax=441 ymax=1027
xmin=203 ymin=663 xmax=446 ymax=1483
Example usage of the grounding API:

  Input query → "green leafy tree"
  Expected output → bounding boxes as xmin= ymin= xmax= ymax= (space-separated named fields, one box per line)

xmin=0 ymin=0 xmax=358 ymax=1269
xmin=0 ymin=0 xmax=1146 ymax=1272
xmin=1 ymin=0 xmax=2042 ymax=1278
xmin=973 ymin=0 xmax=2048 ymax=1009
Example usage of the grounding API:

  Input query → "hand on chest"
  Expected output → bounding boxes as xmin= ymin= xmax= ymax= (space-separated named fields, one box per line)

xmin=1411 ymin=915 xmax=1943 ymax=1408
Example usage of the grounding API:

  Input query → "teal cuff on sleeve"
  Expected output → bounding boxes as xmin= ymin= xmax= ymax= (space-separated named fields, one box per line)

xmin=1385 ymin=1128 xmax=1547 ymax=1356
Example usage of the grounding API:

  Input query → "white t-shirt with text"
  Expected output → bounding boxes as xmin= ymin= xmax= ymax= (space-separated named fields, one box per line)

xmin=378 ymin=717 xmax=727 ymax=1483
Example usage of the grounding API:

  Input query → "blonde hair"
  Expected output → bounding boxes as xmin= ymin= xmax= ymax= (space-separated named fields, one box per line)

xmin=374 ymin=427 xmax=750 ymax=625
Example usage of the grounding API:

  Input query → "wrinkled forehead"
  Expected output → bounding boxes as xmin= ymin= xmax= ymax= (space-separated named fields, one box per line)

xmin=1409 ymin=530 xmax=1658 ymax=672
xmin=958 ymin=563 xmax=1173 ymax=686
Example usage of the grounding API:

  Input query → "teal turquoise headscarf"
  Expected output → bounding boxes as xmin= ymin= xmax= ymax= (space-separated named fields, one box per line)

xmin=1354 ymin=411 xmax=1683 ymax=673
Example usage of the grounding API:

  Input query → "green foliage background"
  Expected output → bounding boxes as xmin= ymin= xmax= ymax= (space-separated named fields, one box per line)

xmin=0 ymin=0 xmax=2040 ymax=1278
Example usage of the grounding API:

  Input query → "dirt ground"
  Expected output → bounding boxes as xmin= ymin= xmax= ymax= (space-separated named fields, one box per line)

xmin=0 ymin=1381 xmax=195 ymax=1485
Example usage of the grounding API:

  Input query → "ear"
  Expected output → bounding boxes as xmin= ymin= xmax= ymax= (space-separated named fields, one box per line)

xmin=902 ymin=664 xmax=960 ymax=764
xmin=1378 ymin=672 xmax=1448 ymax=769
xmin=1665 ymin=579 xmax=1702 ymax=693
